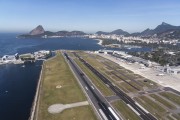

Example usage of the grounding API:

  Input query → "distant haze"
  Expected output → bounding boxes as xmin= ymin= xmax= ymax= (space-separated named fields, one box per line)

xmin=0 ymin=0 xmax=180 ymax=33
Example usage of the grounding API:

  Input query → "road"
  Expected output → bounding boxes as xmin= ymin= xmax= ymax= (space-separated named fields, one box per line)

xmin=73 ymin=52 xmax=157 ymax=120
xmin=63 ymin=51 xmax=120 ymax=120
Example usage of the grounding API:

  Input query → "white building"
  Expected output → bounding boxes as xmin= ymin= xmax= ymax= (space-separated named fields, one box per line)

xmin=95 ymin=50 xmax=114 ymax=54
xmin=164 ymin=66 xmax=180 ymax=75
xmin=1 ymin=55 xmax=16 ymax=63
xmin=34 ymin=50 xmax=51 ymax=59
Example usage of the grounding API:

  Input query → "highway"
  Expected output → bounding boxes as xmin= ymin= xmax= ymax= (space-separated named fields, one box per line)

xmin=63 ymin=51 xmax=120 ymax=120
xmin=73 ymin=52 xmax=157 ymax=120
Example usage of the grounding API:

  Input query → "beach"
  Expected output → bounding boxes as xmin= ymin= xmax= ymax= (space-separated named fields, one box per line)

xmin=95 ymin=39 xmax=103 ymax=45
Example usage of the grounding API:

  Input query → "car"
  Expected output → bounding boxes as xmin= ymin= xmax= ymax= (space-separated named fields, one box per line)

xmin=156 ymin=73 xmax=165 ymax=76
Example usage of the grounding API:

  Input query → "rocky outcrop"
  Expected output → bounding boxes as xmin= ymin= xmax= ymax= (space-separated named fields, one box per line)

xmin=29 ymin=25 xmax=45 ymax=35
xmin=18 ymin=25 xmax=86 ymax=38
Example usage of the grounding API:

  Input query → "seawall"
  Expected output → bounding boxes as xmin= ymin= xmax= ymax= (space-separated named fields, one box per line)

xmin=28 ymin=54 xmax=56 ymax=120
xmin=28 ymin=61 xmax=44 ymax=120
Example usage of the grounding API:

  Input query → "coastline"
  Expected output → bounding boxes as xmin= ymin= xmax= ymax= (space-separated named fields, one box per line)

xmin=0 ymin=61 xmax=42 ymax=120
xmin=95 ymin=39 xmax=103 ymax=46
xmin=29 ymin=55 xmax=56 ymax=120
xmin=29 ymin=62 xmax=43 ymax=120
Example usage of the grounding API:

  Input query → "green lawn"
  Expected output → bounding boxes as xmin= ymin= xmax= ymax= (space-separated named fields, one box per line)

xmin=79 ymin=52 xmax=160 ymax=92
xmin=37 ymin=51 xmax=97 ymax=120
xmin=172 ymin=114 xmax=180 ymax=120
xmin=119 ymin=82 xmax=138 ymax=93
xmin=166 ymin=115 xmax=174 ymax=120
xmin=112 ymin=100 xmax=140 ymax=120
xmin=159 ymin=92 xmax=180 ymax=106
xmin=149 ymin=94 xmax=176 ymax=109
xmin=74 ymin=58 xmax=114 ymax=96
xmin=134 ymin=96 xmax=167 ymax=119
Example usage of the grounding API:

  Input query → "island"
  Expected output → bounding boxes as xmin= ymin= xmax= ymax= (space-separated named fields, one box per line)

xmin=18 ymin=25 xmax=86 ymax=38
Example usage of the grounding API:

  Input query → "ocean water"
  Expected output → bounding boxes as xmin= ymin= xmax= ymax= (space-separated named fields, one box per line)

xmin=0 ymin=62 xmax=42 ymax=120
xmin=0 ymin=33 xmax=102 ymax=56
xmin=0 ymin=33 xmax=151 ymax=56
xmin=0 ymin=33 xmax=104 ymax=120
xmin=0 ymin=33 xmax=151 ymax=120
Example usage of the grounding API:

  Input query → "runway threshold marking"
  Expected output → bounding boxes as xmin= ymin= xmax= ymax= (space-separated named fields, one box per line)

xmin=108 ymin=107 xmax=120 ymax=120
xmin=85 ymin=86 xmax=88 ymax=90
xmin=99 ymin=109 xmax=108 ymax=120
xmin=135 ymin=102 xmax=149 ymax=113
xmin=91 ymin=86 xmax=95 ymax=89
xmin=127 ymin=104 xmax=140 ymax=116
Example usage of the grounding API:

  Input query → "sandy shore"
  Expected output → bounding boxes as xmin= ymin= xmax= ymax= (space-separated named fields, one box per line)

xmin=95 ymin=39 xmax=103 ymax=45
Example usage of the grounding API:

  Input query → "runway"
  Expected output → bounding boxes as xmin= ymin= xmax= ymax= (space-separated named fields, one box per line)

xmin=73 ymin=52 xmax=157 ymax=120
xmin=63 ymin=51 xmax=120 ymax=120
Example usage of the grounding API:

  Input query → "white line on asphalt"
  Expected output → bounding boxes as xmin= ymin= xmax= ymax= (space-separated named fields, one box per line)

xmin=105 ymin=84 xmax=109 ymax=87
xmin=127 ymin=104 xmax=140 ymax=116
xmin=109 ymin=115 xmax=114 ymax=120
xmin=65 ymin=54 xmax=103 ymax=120
xmin=135 ymin=102 xmax=149 ymax=113
xmin=85 ymin=86 xmax=88 ymax=90
xmin=91 ymin=86 xmax=95 ymax=89
xmin=99 ymin=109 xmax=108 ymax=120
xmin=108 ymin=107 xmax=120 ymax=120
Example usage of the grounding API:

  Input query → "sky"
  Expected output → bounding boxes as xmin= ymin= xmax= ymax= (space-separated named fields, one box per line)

xmin=0 ymin=0 xmax=180 ymax=33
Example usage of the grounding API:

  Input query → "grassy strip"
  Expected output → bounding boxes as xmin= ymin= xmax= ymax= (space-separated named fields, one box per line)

xmin=139 ymin=79 xmax=158 ymax=89
xmin=112 ymin=100 xmax=140 ymax=120
xmin=166 ymin=115 xmax=174 ymax=120
xmin=149 ymin=94 xmax=176 ymax=109
xmin=111 ymin=75 xmax=122 ymax=81
xmin=159 ymin=92 xmax=180 ymax=106
xmin=119 ymin=82 xmax=138 ymax=93
xmin=37 ymin=52 xmax=97 ymax=120
xmin=172 ymin=114 xmax=180 ymax=120
xmin=134 ymin=96 xmax=166 ymax=119
xmin=80 ymin=53 xmax=138 ymax=93
xmin=74 ymin=58 xmax=114 ymax=96
xmin=66 ymin=51 xmax=75 ymax=58
xmin=81 ymin=52 xmax=160 ymax=91
xmin=117 ymin=84 xmax=129 ymax=93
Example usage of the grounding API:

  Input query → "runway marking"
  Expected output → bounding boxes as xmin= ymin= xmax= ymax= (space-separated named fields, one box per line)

xmin=85 ymin=86 xmax=88 ymax=90
xmin=112 ymin=83 xmax=116 ymax=86
xmin=109 ymin=115 xmax=114 ymax=120
xmin=91 ymin=86 xmax=95 ymax=89
xmin=135 ymin=102 xmax=149 ymax=113
xmin=99 ymin=109 xmax=108 ymax=120
xmin=127 ymin=104 xmax=140 ymax=116
xmin=105 ymin=84 xmax=109 ymax=87
xmin=108 ymin=107 xmax=120 ymax=120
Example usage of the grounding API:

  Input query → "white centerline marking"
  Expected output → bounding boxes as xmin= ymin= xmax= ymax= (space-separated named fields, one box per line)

xmin=91 ymin=86 xmax=94 ymax=89
xmin=127 ymin=104 xmax=140 ymax=116
xmin=99 ymin=109 xmax=108 ymax=120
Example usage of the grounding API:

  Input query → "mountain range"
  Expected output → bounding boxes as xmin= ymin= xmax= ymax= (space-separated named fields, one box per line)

xmin=96 ymin=29 xmax=129 ymax=35
xmin=132 ymin=22 xmax=180 ymax=37
xmin=18 ymin=22 xmax=180 ymax=39
xmin=97 ymin=22 xmax=180 ymax=37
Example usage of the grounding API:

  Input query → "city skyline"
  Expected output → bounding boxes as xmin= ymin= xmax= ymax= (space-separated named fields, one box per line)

xmin=1 ymin=0 xmax=180 ymax=33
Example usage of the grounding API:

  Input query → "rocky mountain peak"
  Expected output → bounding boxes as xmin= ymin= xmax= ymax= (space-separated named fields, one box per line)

xmin=161 ymin=22 xmax=169 ymax=26
xmin=29 ymin=25 xmax=45 ymax=35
